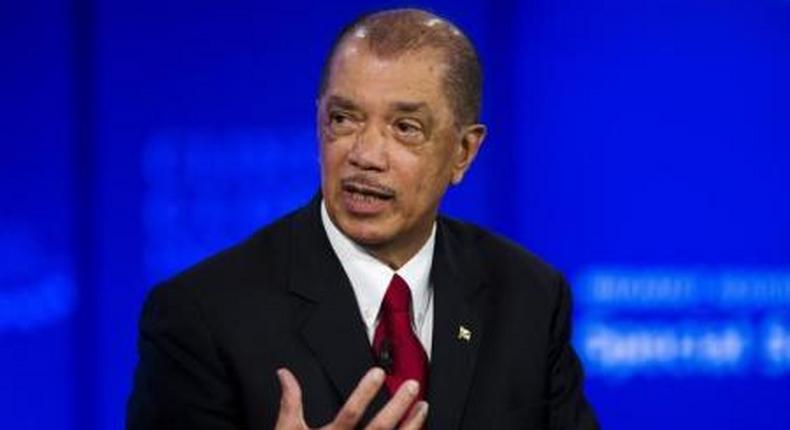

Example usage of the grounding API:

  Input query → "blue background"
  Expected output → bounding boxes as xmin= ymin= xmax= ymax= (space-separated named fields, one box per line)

xmin=2 ymin=0 xmax=789 ymax=429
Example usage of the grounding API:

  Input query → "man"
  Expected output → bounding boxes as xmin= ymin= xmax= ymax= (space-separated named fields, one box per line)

xmin=127 ymin=8 xmax=599 ymax=430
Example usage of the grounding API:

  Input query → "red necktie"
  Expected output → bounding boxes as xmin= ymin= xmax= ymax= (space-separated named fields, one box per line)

xmin=372 ymin=274 xmax=429 ymax=401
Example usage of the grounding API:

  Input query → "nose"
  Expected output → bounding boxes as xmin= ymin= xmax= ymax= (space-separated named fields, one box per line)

xmin=348 ymin=122 xmax=388 ymax=171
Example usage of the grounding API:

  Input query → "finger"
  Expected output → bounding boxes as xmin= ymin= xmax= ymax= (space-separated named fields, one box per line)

xmin=275 ymin=368 xmax=306 ymax=429
xmin=331 ymin=367 xmax=386 ymax=429
xmin=399 ymin=401 xmax=429 ymax=430
xmin=366 ymin=380 xmax=420 ymax=429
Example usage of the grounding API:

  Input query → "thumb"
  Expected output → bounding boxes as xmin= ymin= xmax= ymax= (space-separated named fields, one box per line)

xmin=275 ymin=368 xmax=306 ymax=429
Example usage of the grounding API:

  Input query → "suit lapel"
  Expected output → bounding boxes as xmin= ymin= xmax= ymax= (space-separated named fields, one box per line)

xmin=287 ymin=196 xmax=388 ymax=422
xmin=426 ymin=220 xmax=489 ymax=430
xmin=286 ymin=198 xmax=488 ymax=428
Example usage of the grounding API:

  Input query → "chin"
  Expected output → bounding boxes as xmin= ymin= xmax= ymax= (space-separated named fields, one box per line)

xmin=338 ymin=219 xmax=392 ymax=247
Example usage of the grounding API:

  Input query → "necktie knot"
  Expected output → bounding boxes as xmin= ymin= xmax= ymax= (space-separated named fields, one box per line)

xmin=381 ymin=274 xmax=411 ymax=314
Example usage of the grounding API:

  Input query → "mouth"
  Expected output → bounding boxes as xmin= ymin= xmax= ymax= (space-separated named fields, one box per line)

xmin=339 ymin=179 xmax=395 ymax=215
xmin=342 ymin=181 xmax=395 ymax=201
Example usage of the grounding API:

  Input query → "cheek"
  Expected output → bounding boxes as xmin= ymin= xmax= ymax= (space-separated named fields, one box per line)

xmin=320 ymin=140 xmax=347 ymax=171
xmin=401 ymin=157 xmax=449 ymax=201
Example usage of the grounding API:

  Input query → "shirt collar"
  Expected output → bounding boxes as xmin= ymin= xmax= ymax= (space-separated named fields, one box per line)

xmin=320 ymin=199 xmax=435 ymax=329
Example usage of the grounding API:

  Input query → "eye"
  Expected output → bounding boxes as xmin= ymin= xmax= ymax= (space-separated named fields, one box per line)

xmin=393 ymin=119 xmax=425 ymax=141
xmin=329 ymin=112 xmax=349 ymax=125
xmin=327 ymin=111 xmax=358 ymax=134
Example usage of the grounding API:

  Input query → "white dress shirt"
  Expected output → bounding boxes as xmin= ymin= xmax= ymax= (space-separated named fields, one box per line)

xmin=320 ymin=200 xmax=435 ymax=359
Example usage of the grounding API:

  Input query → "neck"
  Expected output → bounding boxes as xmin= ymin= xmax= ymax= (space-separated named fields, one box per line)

xmin=364 ymin=245 xmax=417 ymax=271
xmin=320 ymin=198 xmax=436 ymax=271
xmin=362 ymin=222 xmax=435 ymax=270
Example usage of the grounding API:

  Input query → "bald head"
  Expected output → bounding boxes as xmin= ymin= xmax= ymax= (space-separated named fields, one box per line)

xmin=319 ymin=9 xmax=482 ymax=126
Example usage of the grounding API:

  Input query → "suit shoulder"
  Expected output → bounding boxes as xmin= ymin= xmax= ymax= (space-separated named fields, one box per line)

xmin=146 ymin=208 xmax=298 ymax=306
xmin=438 ymin=215 xmax=563 ymax=288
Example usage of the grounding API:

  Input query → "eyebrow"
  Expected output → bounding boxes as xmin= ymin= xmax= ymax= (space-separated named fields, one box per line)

xmin=391 ymin=101 xmax=430 ymax=115
xmin=326 ymin=95 xmax=430 ymax=114
xmin=325 ymin=95 xmax=359 ymax=111
xmin=325 ymin=95 xmax=434 ymax=128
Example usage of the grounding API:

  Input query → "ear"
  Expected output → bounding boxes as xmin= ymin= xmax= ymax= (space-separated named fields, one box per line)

xmin=450 ymin=124 xmax=486 ymax=185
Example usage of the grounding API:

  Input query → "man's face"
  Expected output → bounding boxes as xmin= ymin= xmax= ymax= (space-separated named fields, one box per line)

xmin=318 ymin=41 xmax=482 ymax=266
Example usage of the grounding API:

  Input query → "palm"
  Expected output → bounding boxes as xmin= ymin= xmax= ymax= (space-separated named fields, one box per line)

xmin=274 ymin=368 xmax=427 ymax=430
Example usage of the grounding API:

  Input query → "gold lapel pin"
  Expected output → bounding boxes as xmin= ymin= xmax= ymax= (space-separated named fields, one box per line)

xmin=457 ymin=325 xmax=472 ymax=342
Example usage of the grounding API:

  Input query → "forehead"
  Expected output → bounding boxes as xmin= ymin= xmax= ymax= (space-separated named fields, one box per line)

xmin=324 ymin=41 xmax=451 ymax=113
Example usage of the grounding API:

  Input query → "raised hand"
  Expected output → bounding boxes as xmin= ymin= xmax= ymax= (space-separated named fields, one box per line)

xmin=274 ymin=368 xmax=428 ymax=430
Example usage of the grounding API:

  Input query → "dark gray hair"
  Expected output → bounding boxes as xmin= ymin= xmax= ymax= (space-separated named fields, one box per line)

xmin=318 ymin=8 xmax=483 ymax=126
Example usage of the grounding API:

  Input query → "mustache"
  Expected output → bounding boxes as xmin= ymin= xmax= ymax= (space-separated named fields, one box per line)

xmin=340 ymin=175 xmax=397 ymax=198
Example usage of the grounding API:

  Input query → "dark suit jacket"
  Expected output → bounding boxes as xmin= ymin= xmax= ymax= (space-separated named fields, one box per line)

xmin=127 ymin=196 xmax=599 ymax=429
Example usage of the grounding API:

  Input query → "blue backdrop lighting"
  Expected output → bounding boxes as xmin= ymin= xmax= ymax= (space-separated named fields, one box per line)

xmin=2 ymin=0 xmax=789 ymax=429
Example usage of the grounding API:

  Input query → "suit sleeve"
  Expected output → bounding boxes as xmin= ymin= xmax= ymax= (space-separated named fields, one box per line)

xmin=126 ymin=282 xmax=242 ymax=429
xmin=546 ymin=274 xmax=600 ymax=430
